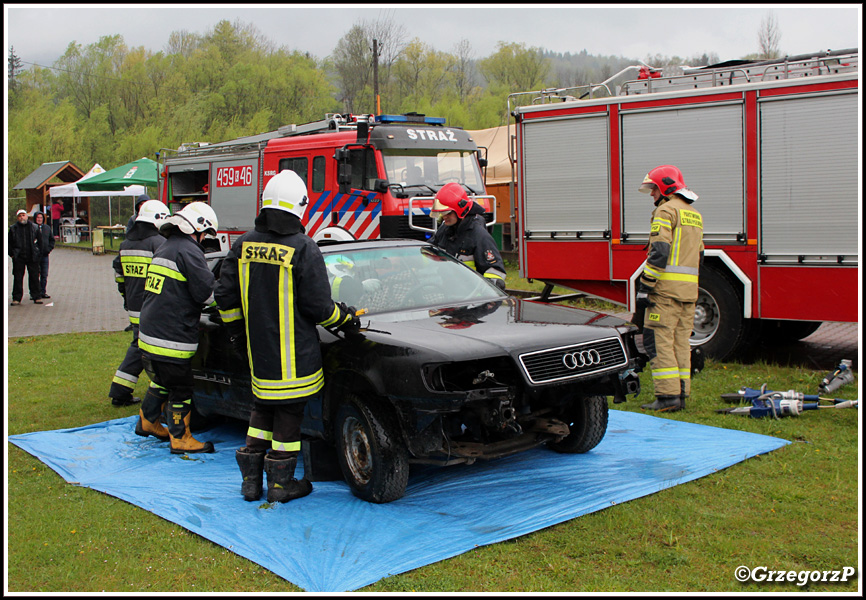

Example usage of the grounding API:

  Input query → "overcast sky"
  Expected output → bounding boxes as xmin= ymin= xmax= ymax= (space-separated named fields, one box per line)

xmin=5 ymin=3 xmax=863 ymax=69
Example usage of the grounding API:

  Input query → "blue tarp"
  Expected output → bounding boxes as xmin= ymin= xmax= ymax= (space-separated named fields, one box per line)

xmin=9 ymin=410 xmax=789 ymax=592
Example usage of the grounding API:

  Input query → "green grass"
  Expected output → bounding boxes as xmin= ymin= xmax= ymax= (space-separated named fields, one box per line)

xmin=6 ymin=332 xmax=860 ymax=592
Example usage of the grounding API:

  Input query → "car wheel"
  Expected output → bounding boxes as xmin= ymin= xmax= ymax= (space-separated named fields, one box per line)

xmin=335 ymin=394 xmax=409 ymax=503
xmin=549 ymin=395 xmax=608 ymax=454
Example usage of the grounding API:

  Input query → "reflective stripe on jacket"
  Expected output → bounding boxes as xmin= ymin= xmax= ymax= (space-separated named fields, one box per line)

xmin=642 ymin=194 xmax=704 ymax=302
xmin=113 ymin=225 xmax=165 ymax=324
xmin=139 ymin=232 xmax=215 ymax=363
xmin=215 ymin=230 xmax=349 ymax=403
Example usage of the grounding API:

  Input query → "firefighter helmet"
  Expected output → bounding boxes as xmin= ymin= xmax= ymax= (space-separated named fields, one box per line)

xmin=638 ymin=165 xmax=698 ymax=201
xmin=261 ymin=170 xmax=310 ymax=219
xmin=135 ymin=200 xmax=170 ymax=225
xmin=432 ymin=182 xmax=472 ymax=219
xmin=173 ymin=202 xmax=218 ymax=236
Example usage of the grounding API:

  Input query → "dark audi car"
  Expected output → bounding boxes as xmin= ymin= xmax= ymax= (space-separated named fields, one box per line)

xmin=193 ymin=239 xmax=643 ymax=503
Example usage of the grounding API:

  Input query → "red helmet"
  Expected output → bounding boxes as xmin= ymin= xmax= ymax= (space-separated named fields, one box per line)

xmin=432 ymin=182 xmax=472 ymax=219
xmin=639 ymin=165 xmax=698 ymax=201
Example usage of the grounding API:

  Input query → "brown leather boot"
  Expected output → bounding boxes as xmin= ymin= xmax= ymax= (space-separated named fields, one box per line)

xmin=134 ymin=388 xmax=169 ymax=441
xmin=167 ymin=405 xmax=214 ymax=454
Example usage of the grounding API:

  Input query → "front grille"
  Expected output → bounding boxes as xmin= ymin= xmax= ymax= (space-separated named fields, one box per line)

xmin=518 ymin=337 xmax=627 ymax=384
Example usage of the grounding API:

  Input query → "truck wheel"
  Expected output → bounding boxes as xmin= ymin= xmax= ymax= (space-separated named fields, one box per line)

xmin=548 ymin=395 xmax=608 ymax=454
xmin=335 ymin=394 xmax=409 ymax=503
xmin=762 ymin=319 xmax=822 ymax=342
xmin=692 ymin=265 xmax=758 ymax=361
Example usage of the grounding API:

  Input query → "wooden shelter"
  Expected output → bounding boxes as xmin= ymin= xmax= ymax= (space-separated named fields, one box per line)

xmin=13 ymin=161 xmax=88 ymax=219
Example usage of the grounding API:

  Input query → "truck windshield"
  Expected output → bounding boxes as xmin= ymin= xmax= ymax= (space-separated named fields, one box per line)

xmin=381 ymin=150 xmax=484 ymax=196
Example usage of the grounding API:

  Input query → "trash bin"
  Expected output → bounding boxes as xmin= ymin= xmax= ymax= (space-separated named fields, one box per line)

xmin=92 ymin=228 xmax=104 ymax=255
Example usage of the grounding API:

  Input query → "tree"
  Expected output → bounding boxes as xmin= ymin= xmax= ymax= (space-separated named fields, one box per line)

xmin=478 ymin=42 xmax=550 ymax=91
xmin=8 ymin=45 xmax=23 ymax=89
xmin=331 ymin=15 xmax=407 ymax=113
xmin=758 ymin=11 xmax=781 ymax=60
xmin=451 ymin=39 xmax=477 ymax=102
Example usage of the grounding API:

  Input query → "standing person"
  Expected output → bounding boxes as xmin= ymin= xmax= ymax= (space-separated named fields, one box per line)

xmin=126 ymin=194 xmax=151 ymax=233
xmin=51 ymin=200 xmax=64 ymax=238
xmin=8 ymin=209 xmax=42 ymax=305
xmin=635 ymin=165 xmax=704 ymax=412
xmin=32 ymin=212 xmax=55 ymax=299
xmin=430 ymin=182 xmax=507 ymax=290
xmin=108 ymin=201 xmax=169 ymax=412
xmin=215 ymin=170 xmax=358 ymax=503
xmin=138 ymin=202 xmax=219 ymax=454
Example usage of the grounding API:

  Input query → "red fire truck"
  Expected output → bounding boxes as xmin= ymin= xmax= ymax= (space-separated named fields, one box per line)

xmin=508 ymin=49 xmax=859 ymax=360
xmin=158 ymin=113 xmax=493 ymax=251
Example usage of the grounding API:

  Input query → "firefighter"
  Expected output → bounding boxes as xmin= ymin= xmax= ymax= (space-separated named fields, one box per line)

xmin=636 ymin=165 xmax=704 ymax=412
xmin=215 ymin=170 xmax=358 ymax=503
xmin=139 ymin=202 xmax=219 ymax=454
xmin=109 ymin=200 xmax=169 ymax=413
xmin=430 ymin=182 xmax=507 ymax=290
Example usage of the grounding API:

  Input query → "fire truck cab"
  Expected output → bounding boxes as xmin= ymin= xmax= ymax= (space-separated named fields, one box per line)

xmin=508 ymin=49 xmax=859 ymax=360
xmin=158 ymin=113 xmax=493 ymax=252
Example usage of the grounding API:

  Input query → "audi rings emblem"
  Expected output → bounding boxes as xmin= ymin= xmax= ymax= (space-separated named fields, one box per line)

xmin=562 ymin=349 xmax=602 ymax=370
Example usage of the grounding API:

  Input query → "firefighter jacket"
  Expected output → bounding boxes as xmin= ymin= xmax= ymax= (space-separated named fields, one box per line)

xmin=139 ymin=231 xmax=215 ymax=364
xmin=214 ymin=216 xmax=352 ymax=404
xmin=640 ymin=194 xmax=704 ymax=302
xmin=113 ymin=222 xmax=165 ymax=325
xmin=430 ymin=204 xmax=506 ymax=286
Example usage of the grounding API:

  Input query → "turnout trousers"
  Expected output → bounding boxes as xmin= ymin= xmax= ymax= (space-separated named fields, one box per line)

xmin=641 ymin=294 xmax=695 ymax=398
xmin=108 ymin=324 xmax=144 ymax=402
xmin=245 ymin=400 xmax=309 ymax=460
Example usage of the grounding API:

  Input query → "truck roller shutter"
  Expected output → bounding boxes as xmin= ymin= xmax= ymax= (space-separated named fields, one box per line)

xmin=621 ymin=104 xmax=745 ymax=241
xmin=759 ymin=92 xmax=858 ymax=261
xmin=521 ymin=115 xmax=609 ymax=236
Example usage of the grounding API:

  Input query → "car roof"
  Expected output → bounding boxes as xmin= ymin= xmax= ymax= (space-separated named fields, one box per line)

xmin=318 ymin=238 xmax=431 ymax=253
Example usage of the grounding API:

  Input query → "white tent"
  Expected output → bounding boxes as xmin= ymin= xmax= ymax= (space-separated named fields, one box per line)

xmin=49 ymin=163 xmax=146 ymax=224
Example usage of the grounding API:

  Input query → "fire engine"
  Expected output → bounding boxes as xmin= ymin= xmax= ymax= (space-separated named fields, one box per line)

xmin=507 ymin=48 xmax=859 ymax=360
xmin=158 ymin=113 xmax=494 ymax=252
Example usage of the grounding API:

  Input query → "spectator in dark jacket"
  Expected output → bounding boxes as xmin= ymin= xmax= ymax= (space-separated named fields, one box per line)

xmin=8 ymin=209 xmax=42 ymax=305
xmin=32 ymin=212 xmax=56 ymax=299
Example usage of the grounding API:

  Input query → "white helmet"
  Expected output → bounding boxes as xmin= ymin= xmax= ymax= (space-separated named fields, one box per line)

xmin=261 ymin=170 xmax=309 ymax=219
xmin=170 ymin=202 xmax=218 ymax=236
xmin=136 ymin=200 xmax=170 ymax=225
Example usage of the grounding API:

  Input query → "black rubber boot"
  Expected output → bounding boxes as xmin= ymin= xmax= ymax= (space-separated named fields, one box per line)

xmin=680 ymin=381 xmax=688 ymax=411
xmin=236 ymin=448 xmax=266 ymax=502
xmin=641 ymin=395 xmax=682 ymax=412
xmin=264 ymin=455 xmax=312 ymax=503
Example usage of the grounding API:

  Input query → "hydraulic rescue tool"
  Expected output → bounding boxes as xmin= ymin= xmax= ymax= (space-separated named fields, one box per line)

xmin=819 ymin=359 xmax=855 ymax=394
xmin=718 ymin=384 xmax=858 ymax=419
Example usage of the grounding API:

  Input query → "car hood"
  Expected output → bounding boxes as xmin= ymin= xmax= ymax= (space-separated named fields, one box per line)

xmin=354 ymin=298 xmax=632 ymax=361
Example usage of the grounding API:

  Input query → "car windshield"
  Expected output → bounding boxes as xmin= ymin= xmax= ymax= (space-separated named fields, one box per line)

xmin=381 ymin=150 xmax=484 ymax=195
xmin=323 ymin=245 xmax=505 ymax=314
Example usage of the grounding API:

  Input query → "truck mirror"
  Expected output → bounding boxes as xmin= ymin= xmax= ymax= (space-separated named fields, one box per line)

xmin=373 ymin=179 xmax=389 ymax=194
xmin=333 ymin=148 xmax=347 ymax=162
xmin=477 ymin=149 xmax=488 ymax=168
xmin=338 ymin=163 xmax=352 ymax=194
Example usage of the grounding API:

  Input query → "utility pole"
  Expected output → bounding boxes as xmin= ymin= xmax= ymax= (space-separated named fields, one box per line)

xmin=372 ymin=38 xmax=380 ymax=115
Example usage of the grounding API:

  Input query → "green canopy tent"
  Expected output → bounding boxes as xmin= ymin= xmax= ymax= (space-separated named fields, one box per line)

xmin=76 ymin=157 xmax=159 ymax=192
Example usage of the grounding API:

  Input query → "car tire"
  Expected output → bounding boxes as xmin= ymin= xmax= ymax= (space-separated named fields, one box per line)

xmin=335 ymin=394 xmax=410 ymax=503
xmin=549 ymin=395 xmax=608 ymax=454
